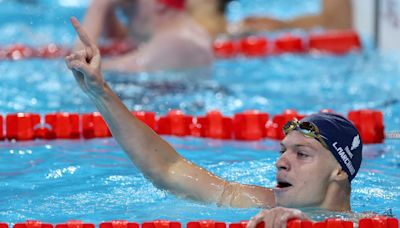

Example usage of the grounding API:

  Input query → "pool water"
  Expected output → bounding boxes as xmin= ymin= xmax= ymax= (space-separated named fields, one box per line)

xmin=0 ymin=0 xmax=400 ymax=225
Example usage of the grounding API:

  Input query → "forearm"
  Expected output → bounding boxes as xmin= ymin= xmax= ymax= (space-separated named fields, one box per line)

xmin=284 ymin=15 xmax=323 ymax=30
xmin=89 ymin=84 xmax=228 ymax=202
xmin=89 ymin=83 xmax=181 ymax=182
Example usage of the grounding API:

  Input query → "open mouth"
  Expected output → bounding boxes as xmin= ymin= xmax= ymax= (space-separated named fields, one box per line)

xmin=276 ymin=181 xmax=293 ymax=188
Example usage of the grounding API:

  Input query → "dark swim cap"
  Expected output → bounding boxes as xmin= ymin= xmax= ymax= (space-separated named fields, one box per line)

xmin=300 ymin=113 xmax=363 ymax=182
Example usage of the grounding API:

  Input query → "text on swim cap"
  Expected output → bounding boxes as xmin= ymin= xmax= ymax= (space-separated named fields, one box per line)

xmin=332 ymin=142 xmax=356 ymax=175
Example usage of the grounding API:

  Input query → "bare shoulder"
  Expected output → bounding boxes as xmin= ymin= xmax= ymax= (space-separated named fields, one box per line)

xmin=219 ymin=182 xmax=275 ymax=208
xmin=141 ymin=30 xmax=213 ymax=70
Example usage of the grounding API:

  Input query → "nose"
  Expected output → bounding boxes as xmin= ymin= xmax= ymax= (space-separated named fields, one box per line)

xmin=276 ymin=152 xmax=291 ymax=171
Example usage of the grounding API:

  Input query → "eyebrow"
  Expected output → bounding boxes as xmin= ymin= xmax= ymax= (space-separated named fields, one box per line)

xmin=280 ymin=142 xmax=316 ymax=151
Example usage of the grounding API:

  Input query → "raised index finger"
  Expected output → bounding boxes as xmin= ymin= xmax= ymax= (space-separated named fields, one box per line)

xmin=70 ymin=17 xmax=95 ymax=48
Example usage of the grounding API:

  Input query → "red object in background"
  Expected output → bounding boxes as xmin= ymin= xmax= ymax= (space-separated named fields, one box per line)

xmin=348 ymin=110 xmax=384 ymax=144
xmin=157 ymin=110 xmax=193 ymax=136
xmin=82 ymin=112 xmax=111 ymax=138
xmin=196 ymin=111 xmax=233 ymax=139
xmin=0 ymin=223 xmax=7 ymax=228
xmin=266 ymin=109 xmax=305 ymax=140
xmin=99 ymin=40 xmax=135 ymax=57
xmin=286 ymin=219 xmax=313 ymax=228
xmin=239 ymin=36 xmax=269 ymax=57
xmin=213 ymin=40 xmax=238 ymax=58
xmin=6 ymin=113 xmax=41 ymax=140
xmin=0 ymin=115 xmax=3 ymax=140
xmin=229 ymin=221 xmax=264 ymax=228
xmin=273 ymin=35 xmax=305 ymax=54
xmin=308 ymin=30 xmax=361 ymax=55
xmin=233 ymin=110 xmax=269 ymax=140
xmin=132 ymin=111 xmax=157 ymax=131
xmin=45 ymin=113 xmax=80 ymax=139
xmin=359 ymin=216 xmax=398 ymax=228
xmin=142 ymin=220 xmax=181 ymax=228
xmin=14 ymin=221 xmax=53 ymax=228
xmin=321 ymin=218 xmax=353 ymax=228
xmin=55 ymin=221 xmax=95 ymax=228
xmin=5 ymin=44 xmax=35 ymax=60
xmin=187 ymin=221 xmax=226 ymax=228
xmin=99 ymin=221 xmax=139 ymax=228
xmin=37 ymin=44 xmax=69 ymax=58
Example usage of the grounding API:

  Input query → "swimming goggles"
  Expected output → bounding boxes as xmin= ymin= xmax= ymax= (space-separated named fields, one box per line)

xmin=283 ymin=119 xmax=329 ymax=150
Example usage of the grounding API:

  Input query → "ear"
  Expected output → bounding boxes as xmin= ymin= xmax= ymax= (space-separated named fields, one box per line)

xmin=330 ymin=166 xmax=348 ymax=182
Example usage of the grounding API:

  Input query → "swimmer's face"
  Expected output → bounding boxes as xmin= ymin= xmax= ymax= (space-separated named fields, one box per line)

xmin=274 ymin=131 xmax=339 ymax=208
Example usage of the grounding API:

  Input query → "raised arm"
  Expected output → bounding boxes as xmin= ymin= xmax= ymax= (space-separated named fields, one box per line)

xmin=66 ymin=17 xmax=274 ymax=207
xmin=239 ymin=0 xmax=352 ymax=32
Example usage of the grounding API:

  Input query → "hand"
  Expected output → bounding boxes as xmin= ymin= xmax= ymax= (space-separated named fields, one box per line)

xmin=65 ymin=17 xmax=106 ymax=97
xmin=246 ymin=207 xmax=310 ymax=228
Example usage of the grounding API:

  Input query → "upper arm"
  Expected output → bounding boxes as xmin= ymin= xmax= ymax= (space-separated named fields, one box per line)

xmin=166 ymin=157 xmax=275 ymax=208
xmin=321 ymin=0 xmax=353 ymax=29
xmin=219 ymin=182 xmax=275 ymax=208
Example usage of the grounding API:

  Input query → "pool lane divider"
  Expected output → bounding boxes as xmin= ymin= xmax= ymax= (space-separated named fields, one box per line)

xmin=0 ymin=30 xmax=361 ymax=61
xmin=0 ymin=109 xmax=385 ymax=144
xmin=1 ymin=217 xmax=399 ymax=228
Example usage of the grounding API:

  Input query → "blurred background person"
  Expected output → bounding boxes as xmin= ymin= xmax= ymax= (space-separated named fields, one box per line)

xmin=237 ymin=0 xmax=352 ymax=33
xmin=186 ymin=0 xmax=233 ymax=39
xmin=75 ymin=0 xmax=213 ymax=73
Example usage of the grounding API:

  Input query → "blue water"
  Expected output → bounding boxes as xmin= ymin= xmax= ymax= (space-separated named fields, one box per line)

xmin=0 ymin=0 xmax=400 ymax=225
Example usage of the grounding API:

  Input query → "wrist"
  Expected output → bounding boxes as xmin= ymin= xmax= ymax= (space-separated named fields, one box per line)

xmin=88 ymin=81 xmax=110 ymax=101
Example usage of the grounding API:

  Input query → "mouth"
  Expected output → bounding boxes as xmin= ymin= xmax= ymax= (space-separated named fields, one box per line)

xmin=276 ymin=181 xmax=293 ymax=189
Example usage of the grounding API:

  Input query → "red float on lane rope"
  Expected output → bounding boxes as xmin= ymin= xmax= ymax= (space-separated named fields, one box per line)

xmin=36 ymin=44 xmax=69 ymax=59
xmin=213 ymin=40 xmax=238 ymax=58
xmin=45 ymin=113 xmax=80 ymax=139
xmin=6 ymin=113 xmax=41 ymax=141
xmin=5 ymin=44 xmax=35 ymax=60
xmin=142 ymin=220 xmax=181 ymax=228
xmin=82 ymin=112 xmax=112 ymax=138
xmin=309 ymin=30 xmax=361 ymax=55
xmin=233 ymin=110 xmax=269 ymax=140
xmin=229 ymin=221 xmax=264 ymax=228
xmin=55 ymin=221 xmax=94 ymax=228
xmin=239 ymin=36 xmax=269 ymax=57
xmin=157 ymin=110 xmax=193 ymax=136
xmin=196 ymin=111 xmax=233 ymax=139
xmin=100 ymin=221 xmax=139 ymax=228
xmin=273 ymin=35 xmax=305 ymax=54
xmin=348 ymin=110 xmax=384 ymax=144
xmin=187 ymin=221 xmax=226 ymax=228
xmin=14 ymin=221 xmax=53 ymax=228
xmin=0 ymin=115 xmax=3 ymax=140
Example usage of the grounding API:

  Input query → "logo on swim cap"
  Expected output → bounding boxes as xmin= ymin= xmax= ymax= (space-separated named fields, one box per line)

xmin=351 ymin=135 xmax=360 ymax=150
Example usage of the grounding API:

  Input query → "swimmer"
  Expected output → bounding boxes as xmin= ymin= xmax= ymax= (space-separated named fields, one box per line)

xmin=76 ymin=0 xmax=212 ymax=72
xmin=66 ymin=17 xmax=363 ymax=227
xmin=237 ymin=0 xmax=352 ymax=33
xmin=186 ymin=0 xmax=233 ymax=39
